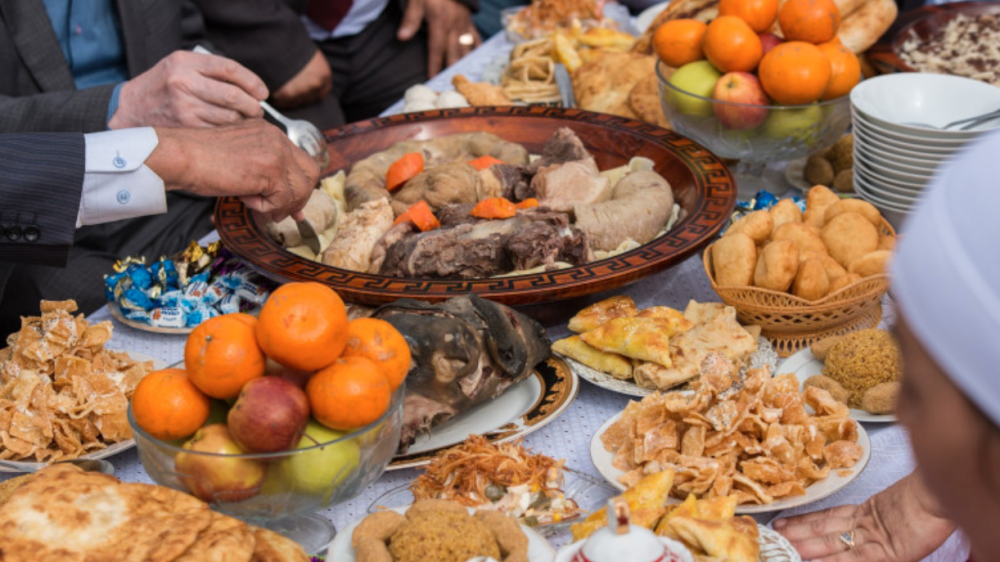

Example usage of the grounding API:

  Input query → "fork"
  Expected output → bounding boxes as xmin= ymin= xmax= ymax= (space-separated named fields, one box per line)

xmin=192 ymin=46 xmax=331 ymax=169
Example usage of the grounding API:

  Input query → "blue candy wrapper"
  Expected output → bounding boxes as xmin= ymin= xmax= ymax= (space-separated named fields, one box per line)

xmin=202 ymin=283 xmax=227 ymax=306
xmin=189 ymin=271 xmax=211 ymax=286
xmin=123 ymin=309 xmax=151 ymax=322
xmin=149 ymin=307 xmax=186 ymax=328
xmin=104 ymin=271 xmax=127 ymax=301
xmin=235 ymin=281 xmax=269 ymax=305
xmin=127 ymin=263 xmax=154 ymax=291
xmin=219 ymin=294 xmax=241 ymax=315
xmin=158 ymin=290 xmax=183 ymax=307
xmin=178 ymin=295 xmax=203 ymax=314
xmin=217 ymin=272 xmax=250 ymax=291
xmin=185 ymin=281 xmax=209 ymax=300
xmin=186 ymin=306 xmax=219 ymax=327
xmin=121 ymin=287 xmax=155 ymax=311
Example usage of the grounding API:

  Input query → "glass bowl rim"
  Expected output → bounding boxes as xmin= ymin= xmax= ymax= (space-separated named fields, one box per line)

xmin=127 ymin=380 xmax=405 ymax=460
xmin=655 ymin=61 xmax=852 ymax=110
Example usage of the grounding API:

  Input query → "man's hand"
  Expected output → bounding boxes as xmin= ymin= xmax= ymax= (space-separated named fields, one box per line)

xmin=109 ymin=51 xmax=269 ymax=129
xmin=397 ymin=0 xmax=481 ymax=77
xmin=773 ymin=472 xmax=956 ymax=562
xmin=271 ymin=50 xmax=333 ymax=110
xmin=149 ymin=120 xmax=319 ymax=222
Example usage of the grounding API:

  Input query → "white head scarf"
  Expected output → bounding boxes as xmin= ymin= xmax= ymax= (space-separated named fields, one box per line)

xmin=892 ymin=129 xmax=1000 ymax=428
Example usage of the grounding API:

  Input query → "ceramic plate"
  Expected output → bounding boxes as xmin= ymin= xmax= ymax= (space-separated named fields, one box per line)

xmin=590 ymin=412 xmax=872 ymax=514
xmin=388 ymin=357 xmax=579 ymax=470
xmin=328 ymin=505 xmax=556 ymax=562
xmin=368 ymin=469 xmax=618 ymax=537
xmin=216 ymin=107 xmax=736 ymax=307
xmin=561 ymin=337 xmax=778 ymax=398
xmin=779 ymin=348 xmax=897 ymax=423
xmin=0 ymin=351 xmax=167 ymax=473
xmin=553 ymin=525 xmax=801 ymax=562
xmin=636 ymin=1 xmax=671 ymax=32
xmin=107 ymin=302 xmax=193 ymax=335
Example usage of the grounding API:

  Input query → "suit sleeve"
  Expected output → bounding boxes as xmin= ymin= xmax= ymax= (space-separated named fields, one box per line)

xmin=191 ymin=0 xmax=318 ymax=92
xmin=0 ymin=134 xmax=85 ymax=266
xmin=0 ymin=86 xmax=117 ymax=134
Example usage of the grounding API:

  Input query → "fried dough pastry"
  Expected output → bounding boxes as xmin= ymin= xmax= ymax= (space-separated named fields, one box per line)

xmin=453 ymin=75 xmax=512 ymax=106
xmin=251 ymin=528 xmax=311 ymax=562
xmin=629 ymin=73 xmax=671 ymax=128
xmin=570 ymin=470 xmax=675 ymax=541
xmin=724 ymin=210 xmax=772 ymax=244
xmin=793 ymin=257 xmax=831 ymax=301
xmin=772 ymin=222 xmax=828 ymax=256
xmin=848 ymin=250 xmax=891 ymax=277
xmin=754 ymin=240 xmax=799 ymax=292
xmin=803 ymin=185 xmax=840 ymax=228
xmin=568 ymin=295 xmax=638 ymax=333
xmin=769 ymin=199 xmax=803 ymax=234
xmin=174 ymin=511 xmax=256 ymax=562
xmin=573 ymin=51 xmax=655 ymax=119
xmin=668 ymin=517 xmax=759 ymax=562
xmin=581 ymin=317 xmax=682 ymax=367
xmin=824 ymin=199 xmax=882 ymax=227
xmin=712 ymin=233 xmax=756 ymax=287
xmin=821 ymin=212 xmax=879 ymax=268
xmin=553 ymin=336 xmax=633 ymax=379
xmin=829 ymin=272 xmax=862 ymax=293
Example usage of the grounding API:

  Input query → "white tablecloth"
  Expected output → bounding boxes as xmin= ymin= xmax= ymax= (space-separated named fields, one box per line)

xmin=0 ymin=34 xmax=969 ymax=561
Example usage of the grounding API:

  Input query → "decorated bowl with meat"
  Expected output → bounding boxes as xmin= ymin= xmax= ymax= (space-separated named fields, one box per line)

xmin=215 ymin=106 xmax=736 ymax=307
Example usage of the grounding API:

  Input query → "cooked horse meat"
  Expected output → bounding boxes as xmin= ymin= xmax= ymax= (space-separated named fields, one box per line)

xmin=346 ymin=133 xmax=530 ymax=210
xmin=372 ymin=295 xmax=551 ymax=451
xmin=532 ymin=158 xmax=611 ymax=214
xmin=321 ymin=198 xmax=394 ymax=271
xmin=378 ymin=211 xmax=589 ymax=279
xmin=574 ymin=170 xmax=675 ymax=251
xmin=436 ymin=203 xmax=479 ymax=226
xmin=479 ymin=163 xmax=531 ymax=202
xmin=527 ymin=127 xmax=590 ymax=174
xmin=392 ymin=163 xmax=480 ymax=216
xmin=266 ymin=189 xmax=338 ymax=248
xmin=368 ymin=222 xmax=416 ymax=274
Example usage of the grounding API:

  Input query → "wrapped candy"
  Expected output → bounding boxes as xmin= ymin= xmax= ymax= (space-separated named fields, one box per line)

xmin=149 ymin=307 xmax=186 ymax=328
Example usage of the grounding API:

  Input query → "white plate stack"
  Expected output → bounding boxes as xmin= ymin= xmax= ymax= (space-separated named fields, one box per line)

xmin=850 ymin=73 xmax=1000 ymax=230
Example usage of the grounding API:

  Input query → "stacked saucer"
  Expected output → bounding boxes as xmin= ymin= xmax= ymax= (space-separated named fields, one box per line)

xmin=850 ymin=73 xmax=1000 ymax=229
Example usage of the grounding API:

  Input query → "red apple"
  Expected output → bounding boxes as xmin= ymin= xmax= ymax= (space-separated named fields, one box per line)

xmin=713 ymin=72 xmax=770 ymax=130
xmin=264 ymin=357 xmax=313 ymax=389
xmin=759 ymin=32 xmax=783 ymax=56
xmin=228 ymin=377 xmax=310 ymax=453
xmin=175 ymin=424 xmax=266 ymax=502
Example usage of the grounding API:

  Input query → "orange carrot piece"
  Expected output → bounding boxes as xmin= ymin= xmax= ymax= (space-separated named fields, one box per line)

xmin=386 ymin=152 xmax=424 ymax=192
xmin=515 ymin=198 xmax=539 ymax=210
xmin=467 ymin=155 xmax=505 ymax=171
xmin=470 ymin=197 xmax=517 ymax=220
xmin=393 ymin=200 xmax=440 ymax=231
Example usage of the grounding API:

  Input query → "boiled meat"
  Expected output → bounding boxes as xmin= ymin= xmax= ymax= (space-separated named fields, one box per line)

xmin=531 ymin=158 xmax=611 ymax=213
xmin=378 ymin=210 xmax=589 ymax=279
xmin=527 ymin=127 xmax=590 ymax=174
xmin=391 ymin=163 xmax=479 ymax=216
xmin=371 ymin=295 xmax=551 ymax=451
xmin=574 ymin=170 xmax=675 ymax=251
xmin=266 ymin=189 xmax=338 ymax=247
xmin=321 ymin=198 xmax=393 ymax=271
xmin=368 ymin=222 xmax=416 ymax=274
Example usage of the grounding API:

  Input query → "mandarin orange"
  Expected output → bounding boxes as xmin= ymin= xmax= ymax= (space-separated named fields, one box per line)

xmin=817 ymin=40 xmax=861 ymax=100
xmin=307 ymin=356 xmax=391 ymax=431
xmin=653 ymin=19 xmax=708 ymax=68
xmin=185 ymin=314 xmax=266 ymax=399
xmin=341 ymin=318 xmax=411 ymax=390
xmin=758 ymin=41 xmax=832 ymax=104
xmin=778 ymin=0 xmax=841 ymax=44
xmin=256 ymin=282 xmax=348 ymax=372
xmin=132 ymin=368 xmax=211 ymax=441
xmin=719 ymin=0 xmax=779 ymax=33
xmin=703 ymin=16 xmax=763 ymax=73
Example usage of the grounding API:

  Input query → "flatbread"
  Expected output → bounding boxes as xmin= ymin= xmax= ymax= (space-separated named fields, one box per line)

xmin=629 ymin=73 xmax=672 ymax=129
xmin=572 ymin=51 xmax=655 ymax=120
xmin=174 ymin=511 xmax=256 ymax=562
xmin=836 ymin=0 xmax=898 ymax=53
xmin=250 ymin=528 xmax=311 ymax=562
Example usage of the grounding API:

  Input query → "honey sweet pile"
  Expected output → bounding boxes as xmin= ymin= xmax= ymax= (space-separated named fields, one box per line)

xmin=602 ymin=366 xmax=863 ymax=504
xmin=0 ymin=300 xmax=153 ymax=462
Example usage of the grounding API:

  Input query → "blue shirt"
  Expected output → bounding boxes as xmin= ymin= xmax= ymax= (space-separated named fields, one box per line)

xmin=42 ymin=0 xmax=128 ymax=124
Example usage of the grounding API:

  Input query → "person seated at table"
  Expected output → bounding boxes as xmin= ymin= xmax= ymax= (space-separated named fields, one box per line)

xmin=0 ymin=119 xmax=319 ymax=336
xmin=773 ymin=130 xmax=1000 ymax=562
xmin=193 ymin=0 xmax=482 ymax=129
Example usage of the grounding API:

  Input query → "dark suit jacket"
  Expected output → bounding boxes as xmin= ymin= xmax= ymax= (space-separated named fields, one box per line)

xmin=0 ymin=133 xmax=84 ymax=266
xmin=0 ymin=0 xmax=183 ymax=133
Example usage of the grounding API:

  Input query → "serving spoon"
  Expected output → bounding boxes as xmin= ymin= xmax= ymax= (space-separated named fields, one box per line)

xmin=903 ymin=107 xmax=1000 ymax=131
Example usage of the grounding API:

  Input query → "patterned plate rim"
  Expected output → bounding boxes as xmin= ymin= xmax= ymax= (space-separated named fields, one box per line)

xmin=387 ymin=356 xmax=579 ymax=470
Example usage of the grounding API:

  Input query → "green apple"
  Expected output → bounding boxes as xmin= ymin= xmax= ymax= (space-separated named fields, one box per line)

xmin=668 ymin=61 xmax=723 ymax=118
xmin=761 ymin=104 xmax=824 ymax=143
xmin=280 ymin=421 xmax=360 ymax=500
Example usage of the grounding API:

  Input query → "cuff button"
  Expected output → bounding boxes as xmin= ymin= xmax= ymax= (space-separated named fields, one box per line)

xmin=23 ymin=225 xmax=39 ymax=242
xmin=5 ymin=225 xmax=21 ymax=241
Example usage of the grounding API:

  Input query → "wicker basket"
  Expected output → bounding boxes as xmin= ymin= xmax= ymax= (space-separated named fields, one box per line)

xmin=703 ymin=219 xmax=895 ymax=357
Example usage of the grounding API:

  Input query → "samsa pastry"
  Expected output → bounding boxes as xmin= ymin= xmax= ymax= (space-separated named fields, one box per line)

xmin=667 ymin=516 xmax=760 ymax=562
xmin=581 ymin=317 xmax=685 ymax=367
xmin=568 ymin=295 xmax=638 ymax=333
xmin=570 ymin=470 xmax=675 ymax=541
xmin=552 ymin=335 xmax=633 ymax=379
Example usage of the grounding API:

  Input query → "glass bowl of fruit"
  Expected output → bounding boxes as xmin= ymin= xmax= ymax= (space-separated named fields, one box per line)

xmin=128 ymin=283 xmax=412 ymax=555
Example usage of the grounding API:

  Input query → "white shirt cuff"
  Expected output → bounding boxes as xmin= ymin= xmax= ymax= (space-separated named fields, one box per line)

xmin=78 ymin=127 xmax=167 ymax=227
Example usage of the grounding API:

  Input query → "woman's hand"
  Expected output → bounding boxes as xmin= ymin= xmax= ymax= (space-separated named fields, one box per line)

xmin=773 ymin=472 xmax=956 ymax=562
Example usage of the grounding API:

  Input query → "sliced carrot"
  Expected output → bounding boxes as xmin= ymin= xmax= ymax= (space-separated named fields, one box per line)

xmin=386 ymin=152 xmax=424 ymax=192
xmin=393 ymin=200 xmax=440 ymax=231
xmin=515 ymin=198 xmax=539 ymax=210
xmin=470 ymin=197 xmax=517 ymax=220
xmin=467 ymin=155 xmax=505 ymax=171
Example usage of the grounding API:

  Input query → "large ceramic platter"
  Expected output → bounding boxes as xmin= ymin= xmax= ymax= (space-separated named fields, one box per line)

xmin=388 ymin=356 xmax=579 ymax=470
xmin=216 ymin=106 xmax=737 ymax=307
xmin=779 ymin=348 xmax=897 ymax=423
xmin=868 ymin=1 xmax=1000 ymax=75
xmin=561 ymin=337 xmax=779 ymax=398
xmin=0 ymin=351 xmax=167 ymax=473
xmin=590 ymin=412 xmax=872 ymax=514
xmin=554 ymin=525 xmax=802 ymax=562
xmin=328 ymin=505 xmax=556 ymax=562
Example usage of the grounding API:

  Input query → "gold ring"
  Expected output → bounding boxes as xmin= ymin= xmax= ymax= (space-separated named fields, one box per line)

xmin=458 ymin=32 xmax=475 ymax=46
xmin=838 ymin=531 xmax=856 ymax=550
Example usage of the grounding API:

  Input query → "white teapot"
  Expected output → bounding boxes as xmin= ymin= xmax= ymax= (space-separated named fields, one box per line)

xmin=572 ymin=498 xmax=693 ymax=562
